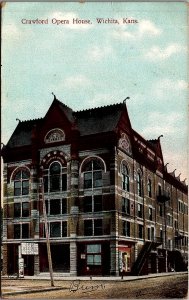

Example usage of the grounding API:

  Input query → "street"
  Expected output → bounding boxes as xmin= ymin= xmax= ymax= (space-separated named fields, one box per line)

xmin=2 ymin=273 xmax=188 ymax=299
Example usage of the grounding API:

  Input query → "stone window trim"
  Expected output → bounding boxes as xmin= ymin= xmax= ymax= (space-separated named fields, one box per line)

xmin=79 ymin=155 xmax=106 ymax=174
xmin=10 ymin=166 xmax=30 ymax=182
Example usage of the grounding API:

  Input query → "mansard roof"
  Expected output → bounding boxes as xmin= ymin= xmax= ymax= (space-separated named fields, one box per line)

xmin=6 ymin=118 xmax=43 ymax=148
xmin=74 ymin=103 xmax=123 ymax=136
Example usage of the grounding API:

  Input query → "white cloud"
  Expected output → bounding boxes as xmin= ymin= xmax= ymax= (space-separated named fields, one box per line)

xmin=142 ymin=111 xmax=184 ymax=137
xmin=145 ymin=43 xmax=186 ymax=60
xmin=89 ymin=45 xmax=113 ymax=61
xmin=63 ymin=75 xmax=91 ymax=89
xmin=138 ymin=20 xmax=161 ymax=37
xmin=112 ymin=19 xmax=161 ymax=41
xmin=2 ymin=24 xmax=20 ymax=40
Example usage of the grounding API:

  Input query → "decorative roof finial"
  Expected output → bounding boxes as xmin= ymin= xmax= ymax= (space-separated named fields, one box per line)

xmin=158 ymin=135 xmax=163 ymax=140
xmin=52 ymin=92 xmax=57 ymax=101
xmin=16 ymin=118 xmax=21 ymax=122
xmin=123 ymin=97 xmax=130 ymax=104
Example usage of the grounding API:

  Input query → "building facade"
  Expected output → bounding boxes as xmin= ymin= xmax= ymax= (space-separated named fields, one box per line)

xmin=2 ymin=98 xmax=188 ymax=277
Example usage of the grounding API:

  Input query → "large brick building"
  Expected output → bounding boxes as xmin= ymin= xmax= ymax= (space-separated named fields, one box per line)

xmin=1 ymin=97 xmax=188 ymax=276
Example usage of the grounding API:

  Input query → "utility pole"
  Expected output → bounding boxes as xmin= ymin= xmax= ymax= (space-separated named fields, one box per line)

xmin=40 ymin=179 xmax=54 ymax=287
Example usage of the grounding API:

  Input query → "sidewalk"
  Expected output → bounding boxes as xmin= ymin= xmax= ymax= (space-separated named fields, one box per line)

xmin=2 ymin=271 xmax=188 ymax=297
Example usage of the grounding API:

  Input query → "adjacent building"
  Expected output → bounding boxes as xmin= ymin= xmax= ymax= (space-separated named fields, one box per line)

xmin=1 ymin=97 xmax=188 ymax=276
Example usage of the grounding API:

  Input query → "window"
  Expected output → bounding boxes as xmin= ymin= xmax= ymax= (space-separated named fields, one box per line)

xmin=137 ymin=173 xmax=142 ymax=196
xmin=167 ymin=214 xmax=173 ymax=227
xmin=14 ymin=223 xmax=29 ymax=239
xmin=158 ymin=184 xmax=162 ymax=196
xmin=122 ymin=164 xmax=130 ymax=191
xmin=122 ymin=198 xmax=130 ymax=214
xmin=14 ymin=170 xmax=29 ymax=196
xmin=122 ymin=221 xmax=130 ymax=236
xmin=148 ymin=227 xmax=154 ymax=240
xmin=83 ymin=196 xmax=102 ymax=213
xmin=138 ymin=224 xmax=143 ymax=239
xmin=62 ymin=221 xmax=67 ymax=237
xmin=46 ymin=198 xmax=67 ymax=215
xmin=137 ymin=203 xmax=143 ymax=218
xmin=159 ymin=204 xmax=163 ymax=217
xmin=50 ymin=222 xmax=61 ymax=237
xmin=14 ymin=202 xmax=29 ymax=218
xmin=148 ymin=207 xmax=153 ymax=221
xmin=86 ymin=244 xmax=101 ymax=266
xmin=83 ymin=159 xmax=103 ymax=189
xmin=50 ymin=199 xmax=61 ymax=215
xmin=147 ymin=179 xmax=152 ymax=197
xmin=84 ymin=219 xmax=103 ymax=236
xmin=174 ymin=220 xmax=178 ymax=229
xmin=44 ymin=162 xmax=67 ymax=193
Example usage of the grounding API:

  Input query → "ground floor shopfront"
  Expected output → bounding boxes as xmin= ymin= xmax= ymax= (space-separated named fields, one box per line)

xmin=3 ymin=241 xmax=186 ymax=277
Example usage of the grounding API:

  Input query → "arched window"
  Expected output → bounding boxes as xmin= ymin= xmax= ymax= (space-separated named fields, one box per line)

xmin=44 ymin=161 xmax=67 ymax=193
xmin=147 ymin=178 xmax=152 ymax=197
xmin=122 ymin=164 xmax=130 ymax=192
xmin=14 ymin=170 xmax=29 ymax=196
xmin=137 ymin=172 xmax=142 ymax=196
xmin=83 ymin=159 xmax=104 ymax=189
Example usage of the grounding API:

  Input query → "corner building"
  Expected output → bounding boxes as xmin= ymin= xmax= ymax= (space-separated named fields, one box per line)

xmin=2 ymin=98 xmax=188 ymax=277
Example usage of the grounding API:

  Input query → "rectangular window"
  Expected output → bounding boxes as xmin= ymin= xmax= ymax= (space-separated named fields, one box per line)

xmin=94 ymin=171 xmax=102 ymax=188
xmin=94 ymin=195 xmax=102 ymax=212
xmin=50 ymin=199 xmax=61 ymax=215
xmin=62 ymin=221 xmax=67 ymax=237
xmin=122 ymin=198 xmax=130 ymax=214
xmin=14 ymin=224 xmax=21 ymax=239
xmin=149 ymin=207 xmax=153 ymax=221
xmin=22 ymin=180 xmax=29 ymax=195
xmin=138 ymin=224 xmax=143 ymax=239
xmin=94 ymin=219 xmax=103 ymax=235
xmin=137 ymin=203 xmax=143 ymax=218
xmin=84 ymin=220 xmax=93 ymax=236
xmin=14 ymin=181 xmax=21 ymax=196
xmin=45 ymin=200 xmax=48 ymax=215
xmin=14 ymin=203 xmax=21 ymax=218
xmin=84 ymin=196 xmax=92 ymax=212
xmin=147 ymin=228 xmax=151 ymax=240
xmin=22 ymin=202 xmax=29 ymax=217
xmin=151 ymin=227 xmax=154 ymax=240
xmin=62 ymin=198 xmax=67 ymax=214
xmin=50 ymin=175 xmax=60 ymax=192
xmin=84 ymin=173 xmax=92 ymax=189
xmin=50 ymin=222 xmax=61 ymax=237
xmin=22 ymin=223 xmax=29 ymax=238
xmin=158 ymin=185 xmax=162 ymax=196
xmin=86 ymin=244 xmax=101 ymax=266
xmin=62 ymin=174 xmax=67 ymax=191
xmin=44 ymin=176 xmax=48 ymax=193
xmin=122 ymin=221 xmax=130 ymax=236
xmin=159 ymin=204 xmax=163 ymax=217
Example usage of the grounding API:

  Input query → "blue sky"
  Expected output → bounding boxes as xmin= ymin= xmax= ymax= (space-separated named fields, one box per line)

xmin=2 ymin=2 xmax=188 ymax=181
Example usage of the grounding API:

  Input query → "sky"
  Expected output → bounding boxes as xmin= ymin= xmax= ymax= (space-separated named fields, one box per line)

xmin=2 ymin=2 xmax=188 ymax=182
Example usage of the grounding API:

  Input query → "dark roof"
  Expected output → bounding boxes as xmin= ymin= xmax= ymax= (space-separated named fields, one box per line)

xmin=6 ymin=119 xmax=42 ymax=148
xmin=74 ymin=103 xmax=123 ymax=136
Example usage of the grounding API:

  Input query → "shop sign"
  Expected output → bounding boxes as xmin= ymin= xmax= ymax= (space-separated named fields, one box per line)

xmin=21 ymin=243 xmax=39 ymax=255
xmin=18 ymin=258 xmax=24 ymax=278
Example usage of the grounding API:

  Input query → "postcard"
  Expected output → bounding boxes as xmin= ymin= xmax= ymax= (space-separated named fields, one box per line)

xmin=1 ymin=1 xmax=188 ymax=299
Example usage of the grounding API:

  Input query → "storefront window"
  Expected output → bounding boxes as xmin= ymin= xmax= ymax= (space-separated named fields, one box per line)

xmin=86 ymin=244 xmax=101 ymax=266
